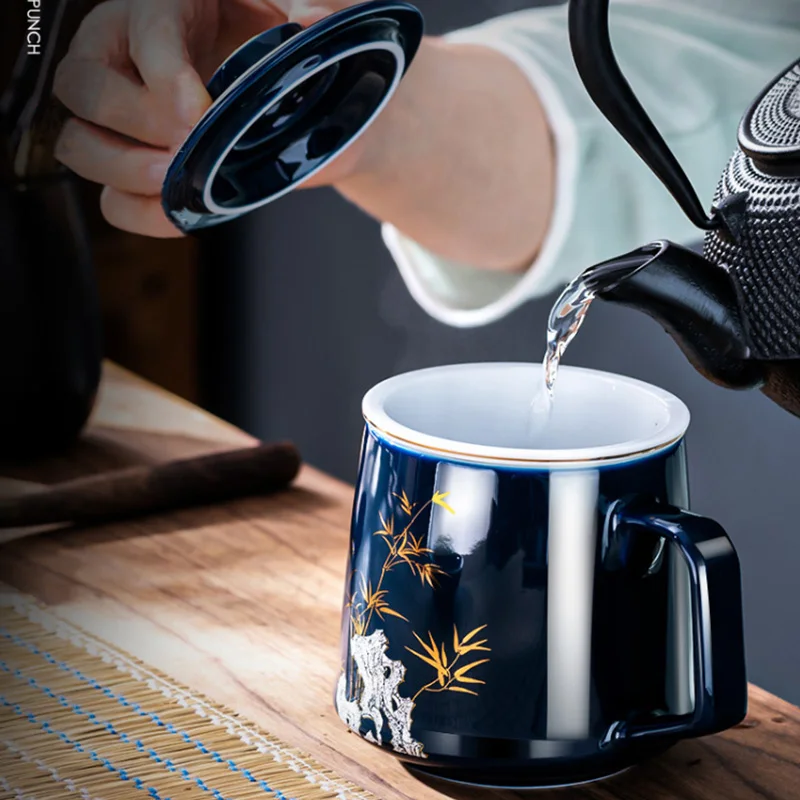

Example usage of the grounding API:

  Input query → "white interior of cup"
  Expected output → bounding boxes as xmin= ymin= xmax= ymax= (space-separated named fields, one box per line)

xmin=362 ymin=363 xmax=690 ymax=466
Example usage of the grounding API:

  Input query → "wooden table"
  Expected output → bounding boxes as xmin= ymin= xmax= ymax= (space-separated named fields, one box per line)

xmin=1 ymin=364 xmax=798 ymax=800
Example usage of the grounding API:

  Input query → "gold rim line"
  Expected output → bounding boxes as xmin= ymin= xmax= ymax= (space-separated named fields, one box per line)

xmin=362 ymin=414 xmax=684 ymax=466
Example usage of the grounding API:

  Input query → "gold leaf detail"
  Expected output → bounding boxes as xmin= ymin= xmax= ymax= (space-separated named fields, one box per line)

xmin=427 ymin=632 xmax=439 ymax=660
xmin=380 ymin=607 xmax=409 ymax=621
xmin=461 ymin=625 xmax=487 ymax=645
xmin=373 ymin=514 xmax=396 ymax=553
xmin=432 ymin=491 xmax=456 ymax=514
xmin=454 ymin=660 xmax=490 ymax=681
xmin=413 ymin=631 xmax=438 ymax=661
xmin=417 ymin=562 xmax=445 ymax=589
xmin=459 ymin=640 xmax=491 ymax=654
xmin=393 ymin=490 xmax=415 ymax=516
xmin=405 ymin=647 xmax=441 ymax=672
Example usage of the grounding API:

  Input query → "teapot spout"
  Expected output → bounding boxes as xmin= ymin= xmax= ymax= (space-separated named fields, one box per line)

xmin=588 ymin=242 xmax=765 ymax=390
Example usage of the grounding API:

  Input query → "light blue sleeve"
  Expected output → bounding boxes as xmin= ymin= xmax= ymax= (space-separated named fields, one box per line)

xmin=383 ymin=0 xmax=800 ymax=327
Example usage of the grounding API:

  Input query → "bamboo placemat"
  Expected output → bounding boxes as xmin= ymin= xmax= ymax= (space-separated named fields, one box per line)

xmin=0 ymin=589 xmax=375 ymax=800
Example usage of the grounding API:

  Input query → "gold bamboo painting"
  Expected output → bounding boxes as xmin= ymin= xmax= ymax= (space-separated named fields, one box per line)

xmin=336 ymin=489 xmax=491 ymax=758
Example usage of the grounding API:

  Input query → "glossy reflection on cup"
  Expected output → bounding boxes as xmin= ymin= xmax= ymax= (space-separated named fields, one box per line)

xmin=335 ymin=363 xmax=746 ymax=789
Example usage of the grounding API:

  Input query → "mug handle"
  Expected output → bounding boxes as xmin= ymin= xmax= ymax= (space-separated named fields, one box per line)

xmin=605 ymin=496 xmax=747 ymax=744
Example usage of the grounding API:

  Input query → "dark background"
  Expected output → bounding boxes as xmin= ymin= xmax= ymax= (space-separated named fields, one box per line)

xmin=198 ymin=0 xmax=800 ymax=707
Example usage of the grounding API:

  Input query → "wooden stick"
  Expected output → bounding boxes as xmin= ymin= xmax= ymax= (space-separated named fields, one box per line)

xmin=0 ymin=442 xmax=301 ymax=528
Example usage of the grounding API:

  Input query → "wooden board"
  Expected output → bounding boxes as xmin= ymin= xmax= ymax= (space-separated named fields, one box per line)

xmin=0 ymin=363 xmax=798 ymax=800
xmin=87 ymin=183 xmax=199 ymax=403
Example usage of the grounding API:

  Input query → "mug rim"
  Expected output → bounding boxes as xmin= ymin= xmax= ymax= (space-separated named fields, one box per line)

xmin=362 ymin=363 xmax=690 ymax=468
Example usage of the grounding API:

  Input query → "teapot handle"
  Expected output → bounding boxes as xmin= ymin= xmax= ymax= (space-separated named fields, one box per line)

xmin=568 ymin=0 xmax=718 ymax=231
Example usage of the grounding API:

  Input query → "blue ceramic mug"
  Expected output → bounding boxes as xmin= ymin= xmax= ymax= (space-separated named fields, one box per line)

xmin=335 ymin=363 xmax=746 ymax=789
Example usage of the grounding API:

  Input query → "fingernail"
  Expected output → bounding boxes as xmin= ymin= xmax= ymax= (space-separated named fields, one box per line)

xmin=54 ymin=128 xmax=72 ymax=162
xmin=54 ymin=135 xmax=66 ymax=162
xmin=297 ymin=6 xmax=331 ymax=25
xmin=291 ymin=3 xmax=329 ymax=24
xmin=174 ymin=70 xmax=211 ymax=129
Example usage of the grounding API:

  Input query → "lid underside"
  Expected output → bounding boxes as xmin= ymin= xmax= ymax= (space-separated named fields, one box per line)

xmin=162 ymin=2 xmax=423 ymax=233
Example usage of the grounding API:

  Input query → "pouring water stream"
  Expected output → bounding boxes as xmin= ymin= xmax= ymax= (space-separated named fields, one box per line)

xmin=528 ymin=248 xmax=659 ymax=443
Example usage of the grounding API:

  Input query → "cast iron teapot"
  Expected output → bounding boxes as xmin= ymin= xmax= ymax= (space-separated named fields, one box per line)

xmin=568 ymin=0 xmax=800 ymax=416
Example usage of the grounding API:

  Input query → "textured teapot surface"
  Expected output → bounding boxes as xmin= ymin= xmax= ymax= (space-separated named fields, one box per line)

xmin=566 ymin=0 xmax=800 ymax=418
xmin=705 ymin=61 xmax=800 ymax=361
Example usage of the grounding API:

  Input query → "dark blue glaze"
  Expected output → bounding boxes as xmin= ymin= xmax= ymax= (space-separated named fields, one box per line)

xmin=162 ymin=2 xmax=423 ymax=233
xmin=335 ymin=427 xmax=746 ymax=787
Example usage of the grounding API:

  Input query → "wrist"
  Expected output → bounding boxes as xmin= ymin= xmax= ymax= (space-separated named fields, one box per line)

xmin=333 ymin=35 xmax=554 ymax=273
xmin=309 ymin=36 xmax=445 ymax=187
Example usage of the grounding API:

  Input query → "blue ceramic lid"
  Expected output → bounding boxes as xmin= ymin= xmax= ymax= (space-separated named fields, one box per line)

xmin=162 ymin=1 xmax=423 ymax=233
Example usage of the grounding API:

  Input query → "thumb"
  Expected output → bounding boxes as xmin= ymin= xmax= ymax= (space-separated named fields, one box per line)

xmin=272 ymin=1 xmax=334 ymax=25
xmin=292 ymin=6 xmax=333 ymax=25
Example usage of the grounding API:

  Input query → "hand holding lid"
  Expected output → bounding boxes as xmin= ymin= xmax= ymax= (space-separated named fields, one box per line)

xmin=161 ymin=1 xmax=423 ymax=232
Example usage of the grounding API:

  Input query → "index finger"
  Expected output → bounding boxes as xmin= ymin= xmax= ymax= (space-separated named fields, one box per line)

xmin=55 ymin=57 xmax=195 ymax=147
xmin=54 ymin=0 xmax=202 ymax=146
xmin=129 ymin=0 xmax=211 ymax=131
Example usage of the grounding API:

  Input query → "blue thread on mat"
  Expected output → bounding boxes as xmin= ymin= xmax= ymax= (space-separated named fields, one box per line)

xmin=0 ymin=694 xmax=171 ymax=800
xmin=1 ymin=661 xmax=235 ymax=800
xmin=0 ymin=633 xmax=293 ymax=800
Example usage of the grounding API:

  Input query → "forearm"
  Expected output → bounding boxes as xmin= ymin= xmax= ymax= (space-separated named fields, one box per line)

xmin=330 ymin=37 xmax=555 ymax=273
